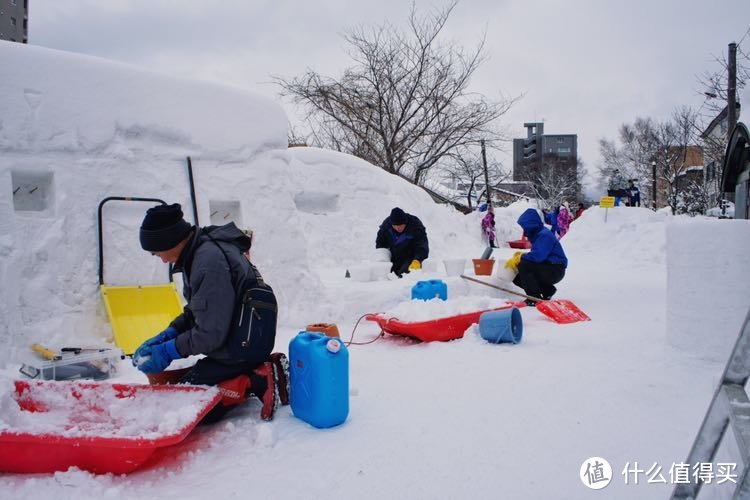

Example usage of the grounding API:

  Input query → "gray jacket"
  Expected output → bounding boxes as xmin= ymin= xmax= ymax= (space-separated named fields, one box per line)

xmin=170 ymin=223 xmax=256 ymax=363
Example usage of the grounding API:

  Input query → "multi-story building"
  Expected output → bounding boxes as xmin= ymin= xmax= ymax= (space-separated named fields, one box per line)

xmin=700 ymin=103 xmax=741 ymax=205
xmin=0 ymin=0 xmax=28 ymax=43
xmin=512 ymin=122 xmax=578 ymax=202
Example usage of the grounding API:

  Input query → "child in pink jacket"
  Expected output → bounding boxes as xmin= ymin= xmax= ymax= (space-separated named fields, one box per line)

xmin=557 ymin=204 xmax=572 ymax=238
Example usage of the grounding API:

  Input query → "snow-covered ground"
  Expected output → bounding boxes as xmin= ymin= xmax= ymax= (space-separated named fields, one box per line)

xmin=1 ymin=41 xmax=750 ymax=499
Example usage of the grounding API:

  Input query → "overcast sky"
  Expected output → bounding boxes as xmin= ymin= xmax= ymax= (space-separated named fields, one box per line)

xmin=29 ymin=0 xmax=750 ymax=192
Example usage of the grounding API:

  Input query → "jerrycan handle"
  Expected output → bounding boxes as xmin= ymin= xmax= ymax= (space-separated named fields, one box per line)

xmin=297 ymin=331 xmax=324 ymax=345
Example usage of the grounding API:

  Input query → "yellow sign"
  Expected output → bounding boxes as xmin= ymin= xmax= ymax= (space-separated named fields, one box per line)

xmin=599 ymin=196 xmax=615 ymax=208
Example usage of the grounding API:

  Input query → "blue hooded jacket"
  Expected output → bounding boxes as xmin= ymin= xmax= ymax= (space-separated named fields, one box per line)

xmin=517 ymin=208 xmax=568 ymax=268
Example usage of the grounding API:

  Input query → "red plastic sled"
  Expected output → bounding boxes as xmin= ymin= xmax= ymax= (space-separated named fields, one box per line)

xmin=0 ymin=380 xmax=221 ymax=474
xmin=507 ymin=239 xmax=532 ymax=249
xmin=366 ymin=305 xmax=518 ymax=342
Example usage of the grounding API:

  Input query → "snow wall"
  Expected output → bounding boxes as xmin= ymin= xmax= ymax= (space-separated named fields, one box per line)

xmin=666 ymin=219 xmax=750 ymax=362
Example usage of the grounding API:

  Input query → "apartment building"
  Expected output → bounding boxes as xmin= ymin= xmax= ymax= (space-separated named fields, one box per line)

xmin=0 ymin=0 xmax=28 ymax=43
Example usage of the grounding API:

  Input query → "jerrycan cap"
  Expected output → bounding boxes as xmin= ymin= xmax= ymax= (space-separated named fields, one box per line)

xmin=326 ymin=338 xmax=342 ymax=353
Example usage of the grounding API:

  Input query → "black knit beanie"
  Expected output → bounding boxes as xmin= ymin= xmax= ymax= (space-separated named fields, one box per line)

xmin=390 ymin=207 xmax=407 ymax=225
xmin=139 ymin=203 xmax=192 ymax=252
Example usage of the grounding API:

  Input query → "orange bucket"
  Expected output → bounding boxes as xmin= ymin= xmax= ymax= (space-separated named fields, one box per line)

xmin=472 ymin=259 xmax=495 ymax=276
xmin=306 ymin=323 xmax=341 ymax=338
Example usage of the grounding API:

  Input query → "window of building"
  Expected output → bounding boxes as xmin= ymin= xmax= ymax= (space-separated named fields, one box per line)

xmin=558 ymin=147 xmax=571 ymax=154
xmin=557 ymin=137 xmax=565 ymax=143
xmin=10 ymin=16 xmax=17 ymax=26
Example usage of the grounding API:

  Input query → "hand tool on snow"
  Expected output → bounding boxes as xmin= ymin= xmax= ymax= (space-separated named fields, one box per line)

xmin=460 ymin=274 xmax=591 ymax=324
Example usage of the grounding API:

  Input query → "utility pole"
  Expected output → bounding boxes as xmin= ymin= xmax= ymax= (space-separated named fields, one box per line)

xmin=652 ymin=160 xmax=657 ymax=210
xmin=481 ymin=139 xmax=491 ymax=207
xmin=728 ymin=42 xmax=737 ymax=137
xmin=721 ymin=43 xmax=737 ymax=218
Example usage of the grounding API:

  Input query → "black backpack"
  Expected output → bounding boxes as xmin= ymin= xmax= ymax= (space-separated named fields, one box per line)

xmin=204 ymin=228 xmax=277 ymax=364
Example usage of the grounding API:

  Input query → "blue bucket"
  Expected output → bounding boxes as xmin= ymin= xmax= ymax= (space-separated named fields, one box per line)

xmin=411 ymin=279 xmax=448 ymax=301
xmin=479 ymin=308 xmax=523 ymax=344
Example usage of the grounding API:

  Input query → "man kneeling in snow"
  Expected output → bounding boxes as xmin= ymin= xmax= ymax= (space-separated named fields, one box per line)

xmin=506 ymin=208 xmax=568 ymax=306
xmin=132 ymin=203 xmax=289 ymax=423
xmin=376 ymin=207 xmax=429 ymax=277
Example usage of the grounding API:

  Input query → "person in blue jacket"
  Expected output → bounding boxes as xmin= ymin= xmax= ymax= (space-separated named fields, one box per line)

xmin=376 ymin=207 xmax=429 ymax=277
xmin=512 ymin=208 xmax=568 ymax=305
xmin=543 ymin=209 xmax=560 ymax=238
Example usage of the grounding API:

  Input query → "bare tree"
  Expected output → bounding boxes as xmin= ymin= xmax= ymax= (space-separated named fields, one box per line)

xmin=695 ymin=26 xmax=749 ymax=119
xmin=649 ymin=106 xmax=701 ymax=212
xmin=435 ymin=144 xmax=508 ymax=209
xmin=275 ymin=1 xmax=517 ymax=185
xmin=529 ymin=161 xmax=578 ymax=211
xmin=598 ymin=108 xmax=702 ymax=213
xmin=694 ymin=27 xmax=749 ymax=203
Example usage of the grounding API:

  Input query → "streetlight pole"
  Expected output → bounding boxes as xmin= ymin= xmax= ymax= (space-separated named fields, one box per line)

xmin=651 ymin=160 xmax=657 ymax=210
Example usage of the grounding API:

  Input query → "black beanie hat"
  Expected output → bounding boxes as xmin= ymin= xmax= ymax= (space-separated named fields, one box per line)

xmin=139 ymin=203 xmax=192 ymax=252
xmin=390 ymin=207 xmax=407 ymax=225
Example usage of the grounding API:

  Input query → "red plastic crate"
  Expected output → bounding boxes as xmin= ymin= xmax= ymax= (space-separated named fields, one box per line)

xmin=0 ymin=380 xmax=221 ymax=474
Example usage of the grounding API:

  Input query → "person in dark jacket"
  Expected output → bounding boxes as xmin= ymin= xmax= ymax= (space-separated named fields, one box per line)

xmin=628 ymin=180 xmax=641 ymax=207
xmin=511 ymin=208 xmax=568 ymax=305
xmin=132 ymin=203 xmax=288 ymax=423
xmin=376 ymin=207 xmax=429 ymax=277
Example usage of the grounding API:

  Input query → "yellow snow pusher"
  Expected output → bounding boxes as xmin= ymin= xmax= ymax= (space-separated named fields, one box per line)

xmin=98 ymin=197 xmax=184 ymax=355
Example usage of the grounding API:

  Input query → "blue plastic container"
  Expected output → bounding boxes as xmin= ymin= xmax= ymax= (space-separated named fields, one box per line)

xmin=411 ymin=279 xmax=448 ymax=301
xmin=289 ymin=331 xmax=349 ymax=428
xmin=479 ymin=308 xmax=523 ymax=344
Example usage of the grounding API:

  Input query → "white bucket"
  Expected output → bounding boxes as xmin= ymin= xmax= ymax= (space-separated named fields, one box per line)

xmin=443 ymin=259 xmax=466 ymax=276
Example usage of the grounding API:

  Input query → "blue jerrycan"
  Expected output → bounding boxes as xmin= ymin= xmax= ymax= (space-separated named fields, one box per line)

xmin=411 ymin=279 xmax=448 ymax=301
xmin=289 ymin=331 xmax=349 ymax=428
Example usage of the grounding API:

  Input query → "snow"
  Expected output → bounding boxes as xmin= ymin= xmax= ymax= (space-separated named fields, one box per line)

xmin=0 ymin=379 xmax=219 ymax=439
xmin=1 ymin=41 xmax=750 ymax=499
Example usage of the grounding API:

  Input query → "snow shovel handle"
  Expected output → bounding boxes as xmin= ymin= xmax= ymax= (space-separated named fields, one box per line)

xmin=460 ymin=275 xmax=545 ymax=302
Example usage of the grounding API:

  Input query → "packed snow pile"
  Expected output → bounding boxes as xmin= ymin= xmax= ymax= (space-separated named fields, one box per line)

xmin=0 ymin=41 xmax=287 ymax=157
xmin=0 ymin=379 xmax=219 ymax=439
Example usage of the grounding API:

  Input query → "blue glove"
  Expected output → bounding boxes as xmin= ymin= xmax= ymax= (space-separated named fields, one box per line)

xmin=132 ymin=327 xmax=178 ymax=365
xmin=135 ymin=339 xmax=182 ymax=374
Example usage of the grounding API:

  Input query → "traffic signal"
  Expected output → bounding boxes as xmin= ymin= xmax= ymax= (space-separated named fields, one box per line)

xmin=523 ymin=137 xmax=538 ymax=160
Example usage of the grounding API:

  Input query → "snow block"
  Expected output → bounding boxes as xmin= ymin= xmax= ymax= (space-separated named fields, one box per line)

xmin=479 ymin=307 xmax=523 ymax=344
xmin=289 ymin=332 xmax=349 ymax=428
xmin=666 ymin=220 xmax=750 ymax=362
